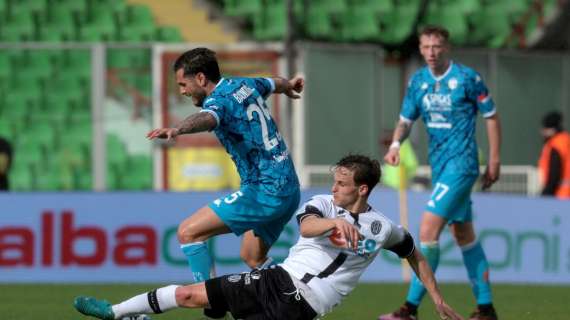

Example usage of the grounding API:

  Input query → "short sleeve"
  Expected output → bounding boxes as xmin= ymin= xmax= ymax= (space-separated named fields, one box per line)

xmin=468 ymin=72 xmax=496 ymax=118
xmin=295 ymin=195 xmax=334 ymax=224
xmin=201 ymin=97 xmax=224 ymax=128
xmin=383 ymin=225 xmax=415 ymax=258
xmin=400 ymin=77 xmax=420 ymax=122
xmin=251 ymin=77 xmax=275 ymax=99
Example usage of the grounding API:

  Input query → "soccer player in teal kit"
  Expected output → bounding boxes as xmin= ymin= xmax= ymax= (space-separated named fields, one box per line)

xmin=379 ymin=26 xmax=502 ymax=320
xmin=146 ymin=48 xmax=303 ymax=318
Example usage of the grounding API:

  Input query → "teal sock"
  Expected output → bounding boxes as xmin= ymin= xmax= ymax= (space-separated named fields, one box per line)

xmin=406 ymin=242 xmax=440 ymax=306
xmin=461 ymin=241 xmax=492 ymax=304
xmin=180 ymin=242 xmax=214 ymax=283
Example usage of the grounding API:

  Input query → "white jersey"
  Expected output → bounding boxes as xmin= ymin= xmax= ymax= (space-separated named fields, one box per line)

xmin=280 ymin=195 xmax=414 ymax=315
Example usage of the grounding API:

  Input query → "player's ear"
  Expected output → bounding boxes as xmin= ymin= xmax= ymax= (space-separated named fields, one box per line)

xmin=196 ymin=72 xmax=207 ymax=86
xmin=358 ymin=184 xmax=368 ymax=196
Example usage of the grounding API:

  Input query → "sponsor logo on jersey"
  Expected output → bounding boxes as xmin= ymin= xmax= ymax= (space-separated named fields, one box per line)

xmin=422 ymin=93 xmax=451 ymax=111
xmin=227 ymin=274 xmax=242 ymax=282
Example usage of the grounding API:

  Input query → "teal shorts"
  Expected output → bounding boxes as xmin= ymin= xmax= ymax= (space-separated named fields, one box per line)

xmin=425 ymin=173 xmax=478 ymax=224
xmin=208 ymin=185 xmax=300 ymax=247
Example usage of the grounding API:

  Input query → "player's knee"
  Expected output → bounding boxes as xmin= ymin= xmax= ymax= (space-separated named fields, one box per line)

xmin=177 ymin=223 xmax=199 ymax=244
xmin=239 ymin=250 xmax=263 ymax=269
xmin=453 ymin=232 xmax=475 ymax=246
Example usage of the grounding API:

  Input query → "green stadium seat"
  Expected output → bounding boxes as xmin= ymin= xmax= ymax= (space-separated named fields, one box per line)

xmin=10 ymin=163 xmax=34 ymax=191
xmin=253 ymin=4 xmax=287 ymax=40
xmin=13 ymin=143 xmax=43 ymax=169
xmin=126 ymin=4 xmax=154 ymax=25
xmin=341 ymin=7 xmax=381 ymax=41
xmin=75 ymin=167 xmax=92 ymax=190
xmin=352 ymin=0 xmax=393 ymax=14
xmin=468 ymin=9 xmax=513 ymax=48
xmin=308 ymin=0 xmax=347 ymax=15
xmin=224 ymin=0 xmax=262 ymax=17
xmin=35 ymin=168 xmax=63 ymax=191
xmin=378 ymin=6 xmax=418 ymax=44
xmin=305 ymin=8 xmax=334 ymax=39
xmin=121 ymin=154 xmax=152 ymax=190
xmin=1 ymin=11 xmax=35 ymax=41
xmin=119 ymin=26 xmax=155 ymax=42
xmin=156 ymin=26 xmax=183 ymax=42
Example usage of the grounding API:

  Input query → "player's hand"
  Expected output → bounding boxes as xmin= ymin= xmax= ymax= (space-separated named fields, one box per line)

xmin=285 ymin=76 xmax=304 ymax=99
xmin=333 ymin=218 xmax=361 ymax=251
xmin=481 ymin=161 xmax=500 ymax=190
xmin=146 ymin=128 xmax=180 ymax=140
xmin=434 ymin=302 xmax=464 ymax=320
xmin=383 ymin=147 xmax=400 ymax=166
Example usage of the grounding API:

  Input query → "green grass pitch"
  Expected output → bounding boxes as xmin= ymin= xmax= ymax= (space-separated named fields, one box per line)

xmin=1 ymin=283 xmax=567 ymax=319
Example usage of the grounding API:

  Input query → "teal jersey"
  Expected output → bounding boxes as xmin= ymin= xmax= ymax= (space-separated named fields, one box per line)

xmin=401 ymin=62 xmax=496 ymax=180
xmin=201 ymin=77 xmax=299 ymax=195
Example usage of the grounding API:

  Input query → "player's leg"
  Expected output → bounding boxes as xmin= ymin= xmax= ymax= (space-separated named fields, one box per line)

xmin=240 ymin=230 xmax=272 ymax=269
xmin=402 ymin=211 xmax=447 ymax=312
xmin=178 ymin=206 xmax=230 ymax=283
xmin=379 ymin=174 xmax=476 ymax=320
xmin=74 ymin=284 xmax=196 ymax=319
xmin=240 ymin=188 xmax=301 ymax=269
xmin=450 ymin=221 xmax=497 ymax=320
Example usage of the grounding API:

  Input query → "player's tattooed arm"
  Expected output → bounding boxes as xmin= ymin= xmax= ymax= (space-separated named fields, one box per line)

xmin=393 ymin=120 xmax=413 ymax=144
xmin=176 ymin=112 xmax=217 ymax=134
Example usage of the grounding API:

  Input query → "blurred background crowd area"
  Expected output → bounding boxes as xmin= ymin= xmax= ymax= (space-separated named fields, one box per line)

xmin=0 ymin=0 xmax=569 ymax=193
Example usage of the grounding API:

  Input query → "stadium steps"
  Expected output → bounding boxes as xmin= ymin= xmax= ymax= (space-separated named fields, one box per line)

xmin=125 ymin=0 xmax=238 ymax=43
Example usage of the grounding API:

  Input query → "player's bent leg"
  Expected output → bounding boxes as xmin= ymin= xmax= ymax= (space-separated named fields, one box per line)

xmin=178 ymin=206 xmax=231 ymax=283
xmin=240 ymin=230 xmax=271 ymax=269
xmin=178 ymin=206 xmax=231 ymax=244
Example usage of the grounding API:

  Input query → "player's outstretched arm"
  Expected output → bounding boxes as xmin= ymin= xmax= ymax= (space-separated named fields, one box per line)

xmin=406 ymin=250 xmax=464 ymax=320
xmin=146 ymin=112 xmax=217 ymax=140
xmin=272 ymin=76 xmax=304 ymax=99
xmin=482 ymin=113 xmax=501 ymax=190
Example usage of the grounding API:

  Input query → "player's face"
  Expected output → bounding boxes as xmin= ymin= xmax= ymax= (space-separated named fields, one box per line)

xmin=331 ymin=167 xmax=360 ymax=209
xmin=419 ymin=34 xmax=449 ymax=71
xmin=175 ymin=68 xmax=208 ymax=107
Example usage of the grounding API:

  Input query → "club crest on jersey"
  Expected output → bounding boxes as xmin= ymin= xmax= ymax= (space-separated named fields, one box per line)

xmin=448 ymin=78 xmax=458 ymax=90
xmin=370 ymin=220 xmax=382 ymax=235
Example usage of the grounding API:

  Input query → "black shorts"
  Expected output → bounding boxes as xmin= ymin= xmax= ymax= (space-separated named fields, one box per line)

xmin=205 ymin=266 xmax=318 ymax=320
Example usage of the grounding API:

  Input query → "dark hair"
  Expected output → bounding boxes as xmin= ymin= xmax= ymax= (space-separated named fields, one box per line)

xmin=419 ymin=25 xmax=450 ymax=43
xmin=173 ymin=48 xmax=221 ymax=82
xmin=542 ymin=111 xmax=563 ymax=131
xmin=335 ymin=154 xmax=381 ymax=195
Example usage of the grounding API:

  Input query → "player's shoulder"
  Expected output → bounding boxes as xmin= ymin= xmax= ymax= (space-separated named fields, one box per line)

xmin=307 ymin=194 xmax=334 ymax=206
xmin=452 ymin=62 xmax=480 ymax=81
xmin=408 ymin=66 xmax=430 ymax=88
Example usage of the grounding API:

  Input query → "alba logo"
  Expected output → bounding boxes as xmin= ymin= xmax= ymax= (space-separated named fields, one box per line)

xmin=0 ymin=211 xmax=157 ymax=267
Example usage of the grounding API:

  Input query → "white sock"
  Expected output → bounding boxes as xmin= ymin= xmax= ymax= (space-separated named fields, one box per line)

xmin=112 ymin=285 xmax=179 ymax=319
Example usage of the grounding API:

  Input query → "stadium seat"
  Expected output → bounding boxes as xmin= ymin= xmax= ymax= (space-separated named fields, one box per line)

xmin=156 ymin=26 xmax=184 ymax=42
xmin=1 ymin=11 xmax=35 ymax=41
xmin=224 ymin=0 xmax=263 ymax=17
xmin=341 ymin=7 xmax=381 ymax=41
xmin=305 ymin=8 xmax=334 ymax=39
xmin=253 ymin=4 xmax=287 ymax=40
xmin=10 ymin=163 xmax=34 ymax=191
xmin=378 ymin=6 xmax=418 ymax=44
